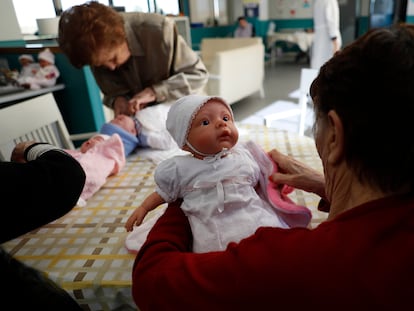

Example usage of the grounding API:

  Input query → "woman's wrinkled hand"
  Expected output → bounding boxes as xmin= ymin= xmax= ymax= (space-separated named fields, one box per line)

xmin=268 ymin=148 xmax=326 ymax=199
xmin=128 ymin=87 xmax=156 ymax=114
xmin=113 ymin=88 xmax=157 ymax=116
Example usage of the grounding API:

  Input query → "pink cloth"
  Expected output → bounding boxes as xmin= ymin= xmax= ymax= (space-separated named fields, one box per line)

xmin=66 ymin=134 xmax=126 ymax=206
xmin=244 ymin=140 xmax=312 ymax=228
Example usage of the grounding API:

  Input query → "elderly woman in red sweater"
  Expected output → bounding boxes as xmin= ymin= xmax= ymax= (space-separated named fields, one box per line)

xmin=131 ymin=24 xmax=414 ymax=310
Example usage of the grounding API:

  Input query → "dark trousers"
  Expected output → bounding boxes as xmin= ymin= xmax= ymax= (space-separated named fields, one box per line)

xmin=0 ymin=247 xmax=83 ymax=310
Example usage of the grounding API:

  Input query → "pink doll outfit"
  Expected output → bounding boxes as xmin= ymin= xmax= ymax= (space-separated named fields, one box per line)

xmin=125 ymin=95 xmax=311 ymax=253
xmin=66 ymin=134 xmax=125 ymax=206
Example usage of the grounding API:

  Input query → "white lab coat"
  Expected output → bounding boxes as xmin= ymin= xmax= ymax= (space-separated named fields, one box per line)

xmin=311 ymin=0 xmax=342 ymax=70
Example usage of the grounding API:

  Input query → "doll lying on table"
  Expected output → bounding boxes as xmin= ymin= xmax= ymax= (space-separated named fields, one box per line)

xmin=65 ymin=132 xmax=125 ymax=206
xmin=100 ymin=105 xmax=177 ymax=155
xmin=125 ymin=95 xmax=312 ymax=253
xmin=68 ymin=110 xmax=175 ymax=206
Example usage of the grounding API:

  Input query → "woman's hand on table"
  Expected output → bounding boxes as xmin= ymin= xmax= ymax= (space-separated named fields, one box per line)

xmin=268 ymin=148 xmax=326 ymax=199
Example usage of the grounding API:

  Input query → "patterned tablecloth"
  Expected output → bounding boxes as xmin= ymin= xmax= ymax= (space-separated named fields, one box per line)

xmin=2 ymin=124 xmax=327 ymax=311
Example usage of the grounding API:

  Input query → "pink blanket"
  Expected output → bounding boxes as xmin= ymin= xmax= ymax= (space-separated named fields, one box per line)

xmin=66 ymin=134 xmax=126 ymax=206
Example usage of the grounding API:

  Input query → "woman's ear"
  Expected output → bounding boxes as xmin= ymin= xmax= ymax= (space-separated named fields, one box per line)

xmin=326 ymin=110 xmax=344 ymax=165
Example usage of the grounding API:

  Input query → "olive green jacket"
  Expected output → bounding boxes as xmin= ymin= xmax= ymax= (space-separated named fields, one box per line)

xmin=92 ymin=12 xmax=208 ymax=108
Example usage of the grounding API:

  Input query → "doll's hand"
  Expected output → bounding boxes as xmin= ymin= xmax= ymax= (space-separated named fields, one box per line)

xmin=125 ymin=206 xmax=149 ymax=232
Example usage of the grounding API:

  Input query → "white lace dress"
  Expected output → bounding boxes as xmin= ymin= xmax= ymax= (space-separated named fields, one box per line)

xmin=154 ymin=142 xmax=288 ymax=253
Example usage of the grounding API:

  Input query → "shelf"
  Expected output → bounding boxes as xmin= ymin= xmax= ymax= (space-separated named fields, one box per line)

xmin=0 ymin=83 xmax=64 ymax=107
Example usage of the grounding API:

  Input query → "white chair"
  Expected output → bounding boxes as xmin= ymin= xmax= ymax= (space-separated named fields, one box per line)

xmin=264 ymin=68 xmax=318 ymax=136
xmin=0 ymin=92 xmax=75 ymax=160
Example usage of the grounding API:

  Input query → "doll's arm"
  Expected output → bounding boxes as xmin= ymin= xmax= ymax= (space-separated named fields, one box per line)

xmin=125 ymin=192 xmax=165 ymax=231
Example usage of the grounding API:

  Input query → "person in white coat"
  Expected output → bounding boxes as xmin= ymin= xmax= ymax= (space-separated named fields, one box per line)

xmin=311 ymin=0 xmax=342 ymax=70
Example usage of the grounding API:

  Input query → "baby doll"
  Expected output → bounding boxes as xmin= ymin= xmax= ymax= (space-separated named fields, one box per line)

xmin=18 ymin=48 xmax=60 ymax=90
xmin=100 ymin=113 xmax=176 ymax=156
xmin=99 ymin=114 xmax=142 ymax=156
xmin=65 ymin=133 xmax=125 ymax=206
xmin=125 ymin=95 xmax=312 ymax=253
xmin=64 ymin=115 xmax=141 ymax=206
xmin=70 ymin=112 xmax=177 ymax=206
xmin=16 ymin=54 xmax=40 ymax=81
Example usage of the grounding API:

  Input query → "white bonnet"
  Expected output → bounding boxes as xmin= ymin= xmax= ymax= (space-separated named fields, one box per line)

xmin=19 ymin=54 xmax=34 ymax=62
xmin=166 ymin=95 xmax=233 ymax=148
xmin=38 ymin=48 xmax=55 ymax=64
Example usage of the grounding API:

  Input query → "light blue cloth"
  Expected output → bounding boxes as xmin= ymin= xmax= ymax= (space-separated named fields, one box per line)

xmin=100 ymin=122 xmax=148 ymax=156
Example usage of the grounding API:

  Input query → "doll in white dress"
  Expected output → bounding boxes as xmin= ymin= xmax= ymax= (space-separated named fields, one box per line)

xmin=17 ymin=54 xmax=40 ymax=82
xmin=18 ymin=48 xmax=60 ymax=90
xmin=125 ymin=95 xmax=312 ymax=253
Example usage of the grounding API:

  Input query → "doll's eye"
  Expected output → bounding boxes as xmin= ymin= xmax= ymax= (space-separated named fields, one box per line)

xmin=223 ymin=115 xmax=229 ymax=122
xmin=202 ymin=120 xmax=209 ymax=126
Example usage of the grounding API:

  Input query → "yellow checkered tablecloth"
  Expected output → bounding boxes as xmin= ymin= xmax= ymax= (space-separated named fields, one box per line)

xmin=2 ymin=124 xmax=326 ymax=310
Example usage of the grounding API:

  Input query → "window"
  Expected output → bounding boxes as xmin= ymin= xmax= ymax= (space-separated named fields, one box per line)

xmin=155 ymin=0 xmax=180 ymax=15
xmin=12 ymin=0 xmax=180 ymax=36
xmin=111 ymin=0 xmax=150 ymax=12
xmin=60 ymin=0 xmax=109 ymax=11
xmin=13 ymin=0 xmax=56 ymax=34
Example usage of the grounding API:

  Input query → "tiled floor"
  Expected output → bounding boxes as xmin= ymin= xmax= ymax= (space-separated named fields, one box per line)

xmin=232 ymin=53 xmax=315 ymax=138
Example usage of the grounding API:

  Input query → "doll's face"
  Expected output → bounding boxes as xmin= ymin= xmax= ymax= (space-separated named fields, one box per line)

xmin=39 ymin=59 xmax=52 ymax=68
xmin=19 ymin=58 xmax=33 ymax=66
xmin=80 ymin=135 xmax=105 ymax=153
xmin=186 ymin=100 xmax=238 ymax=156
xmin=110 ymin=114 xmax=138 ymax=136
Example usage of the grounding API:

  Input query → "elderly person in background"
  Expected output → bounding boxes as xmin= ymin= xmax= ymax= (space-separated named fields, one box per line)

xmin=131 ymin=24 xmax=414 ymax=310
xmin=58 ymin=1 xmax=208 ymax=117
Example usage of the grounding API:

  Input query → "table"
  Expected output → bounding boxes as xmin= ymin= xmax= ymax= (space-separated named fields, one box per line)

xmin=2 ymin=124 xmax=327 ymax=310
xmin=267 ymin=31 xmax=314 ymax=64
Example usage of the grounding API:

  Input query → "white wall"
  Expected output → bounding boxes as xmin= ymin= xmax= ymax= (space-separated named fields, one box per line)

xmin=407 ymin=0 xmax=414 ymax=16
xmin=0 ymin=0 xmax=23 ymax=40
xmin=269 ymin=0 xmax=312 ymax=19
xmin=190 ymin=0 xmax=212 ymax=25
